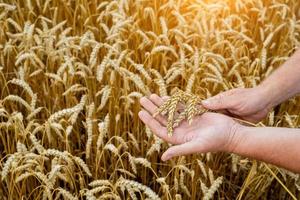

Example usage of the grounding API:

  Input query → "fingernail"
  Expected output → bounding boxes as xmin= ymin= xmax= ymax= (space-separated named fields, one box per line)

xmin=202 ymin=99 xmax=211 ymax=105
xmin=150 ymin=94 xmax=156 ymax=99
xmin=162 ymin=156 xmax=168 ymax=161
xmin=138 ymin=110 xmax=145 ymax=117
xmin=162 ymin=154 xmax=170 ymax=161
xmin=139 ymin=97 xmax=146 ymax=103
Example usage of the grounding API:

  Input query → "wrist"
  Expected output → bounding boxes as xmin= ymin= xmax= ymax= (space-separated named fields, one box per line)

xmin=223 ymin=122 xmax=247 ymax=153
xmin=255 ymin=83 xmax=279 ymax=110
xmin=258 ymin=74 xmax=299 ymax=108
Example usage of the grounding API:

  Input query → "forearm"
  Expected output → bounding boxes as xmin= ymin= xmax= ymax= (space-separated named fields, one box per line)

xmin=231 ymin=125 xmax=300 ymax=173
xmin=259 ymin=48 xmax=300 ymax=107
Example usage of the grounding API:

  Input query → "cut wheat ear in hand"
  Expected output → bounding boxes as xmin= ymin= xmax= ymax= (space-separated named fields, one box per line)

xmin=153 ymin=89 xmax=208 ymax=136
xmin=153 ymin=89 xmax=258 ymax=137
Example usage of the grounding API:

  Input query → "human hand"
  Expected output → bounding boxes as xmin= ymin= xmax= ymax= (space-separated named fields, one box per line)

xmin=138 ymin=94 xmax=243 ymax=161
xmin=201 ymin=87 xmax=273 ymax=123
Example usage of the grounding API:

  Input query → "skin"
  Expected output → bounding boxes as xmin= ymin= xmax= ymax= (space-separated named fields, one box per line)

xmin=202 ymin=48 xmax=300 ymax=123
xmin=139 ymin=49 xmax=300 ymax=173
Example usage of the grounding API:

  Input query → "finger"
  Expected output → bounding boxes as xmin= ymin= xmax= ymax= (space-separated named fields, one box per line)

xmin=242 ymin=114 xmax=263 ymax=124
xmin=150 ymin=94 xmax=168 ymax=106
xmin=161 ymin=140 xmax=205 ymax=161
xmin=140 ymin=96 xmax=167 ymax=126
xmin=201 ymin=90 xmax=236 ymax=110
xmin=138 ymin=110 xmax=177 ymax=144
xmin=217 ymin=109 xmax=231 ymax=115
xmin=218 ymin=109 xmax=242 ymax=119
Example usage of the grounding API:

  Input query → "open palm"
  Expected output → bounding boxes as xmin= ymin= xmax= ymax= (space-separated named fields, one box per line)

xmin=139 ymin=94 xmax=241 ymax=161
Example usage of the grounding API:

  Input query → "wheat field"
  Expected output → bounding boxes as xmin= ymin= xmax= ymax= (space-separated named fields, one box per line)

xmin=0 ymin=0 xmax=300 ymax=199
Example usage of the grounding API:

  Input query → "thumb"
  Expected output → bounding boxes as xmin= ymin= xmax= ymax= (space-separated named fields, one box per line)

xmin=161 ymin=140 xmax=206 ymax=161
xmin=202 ymin=91 xmax=233 ymax=110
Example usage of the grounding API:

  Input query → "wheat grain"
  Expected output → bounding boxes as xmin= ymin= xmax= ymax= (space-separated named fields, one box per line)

xmin=166 ymin=68 xmax=184 ymax=84
xmin=48 ymin=164 xmax=62 ymax=184
xmin=112 ymin=136 xmax=128 ymax=150
xmin=203 ymin=176 xmax=223 ymax=200
xmin=186 ymin=95 xmax=200 ymax=125
xmin=205 ymin=63 xmax=223 ymax=82
xmin=118 ymin=178 xmax=160 ymax=200
xmin=96 ymin=52 xmax=111 ymax=83
xmin=7 ymin=17 xmax=22 ymax=32
xmin=147 ymin=135 xmax=162 ymax=156
xmin=89 ymin=43 xmax=102 ymax=68
xmin=16 ymin=142 xmax=28 ymax=153
xmin=173 ymin=110 xmax=187 ymax=128
xmin=87 ymin=186 xmax=111 ymax=195
xmin=15 ymin=171 xmax=34 ymax=183
xmin=129 ymin=154 xmax=137 ymax=174
xmin=89 ymin=180 xmax=112 ymax=187
xmin=179 ymin=172 xmax=191 ymax=197
xmin=134 ymin=157 xmax=151 ymax=169
xmin=151 ymin=45 xmax=178 ymax=58
xmin=200 ymin=180 xmax=208 ymax=194
xmin=285 ymin=113 xmax=295 ymax=128
xmin=35 ymin=171 xmax=54 ymax=189
xmin=57 ymin=188 xmax=78 ymax=200
xmin=86 ymin=103 xmax=95 ymax=159
xmin=45 ymin=149 xmax=72 ymax=163
xmin=185 ymin=74 xmax=195 ymax=93
xmin=208 ymin=168 xmax=215 ymax=184
xmin=261 ymin=47 xmax=267 ymax=70
xmin=1 ymin=154 xmax=19 ymax=180
xmin=263 ymin=33 xmax=274 ymax=47
xmin=96 ymin=114 xmax=109 ymax=149
xmin=29 ymin=133 xmax=45 ymax=154
xmin=119 ymin=67 xmax=150 ymax=95
xmin=49 ymin=104 xmax=83 ymax=122
xmin=14 ymin=163 xmax=33 ymax=173
xmin=69 ymin=95 xmax=87 ymax=124
xmin=99 ymin=193 xmax=121 ymax=200
xmin=4 ymin=95 xmax=32 ymax=111
xmin=127 ymin=58 xmax=151 ymax=81
xmin=72 ymin=156 xmax=92 ymax=176
xmin=268 ymin=110 xmax=275 ymax=126
xmin=136 ymin=30 xmax=151 ymax=46
xmin=150 ymin=69 xmax=167 ymax=96
xmin=167 ymin=94 xmax=181 ymax=136
xmin=104 ymin=143 xmax=119 ymax=156
xmin=0 ymin=3 xmax=16 ymax=11
xmin=98 ymin=86 xmax=111 ymax=111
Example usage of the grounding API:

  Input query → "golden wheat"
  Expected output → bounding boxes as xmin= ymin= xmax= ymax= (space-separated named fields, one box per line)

xmin=0 ymin=0 xmax=300 ymax=199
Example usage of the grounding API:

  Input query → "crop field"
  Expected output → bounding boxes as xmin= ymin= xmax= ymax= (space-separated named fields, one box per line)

xmin=0 ymin=0 xmax=300 ymax=199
